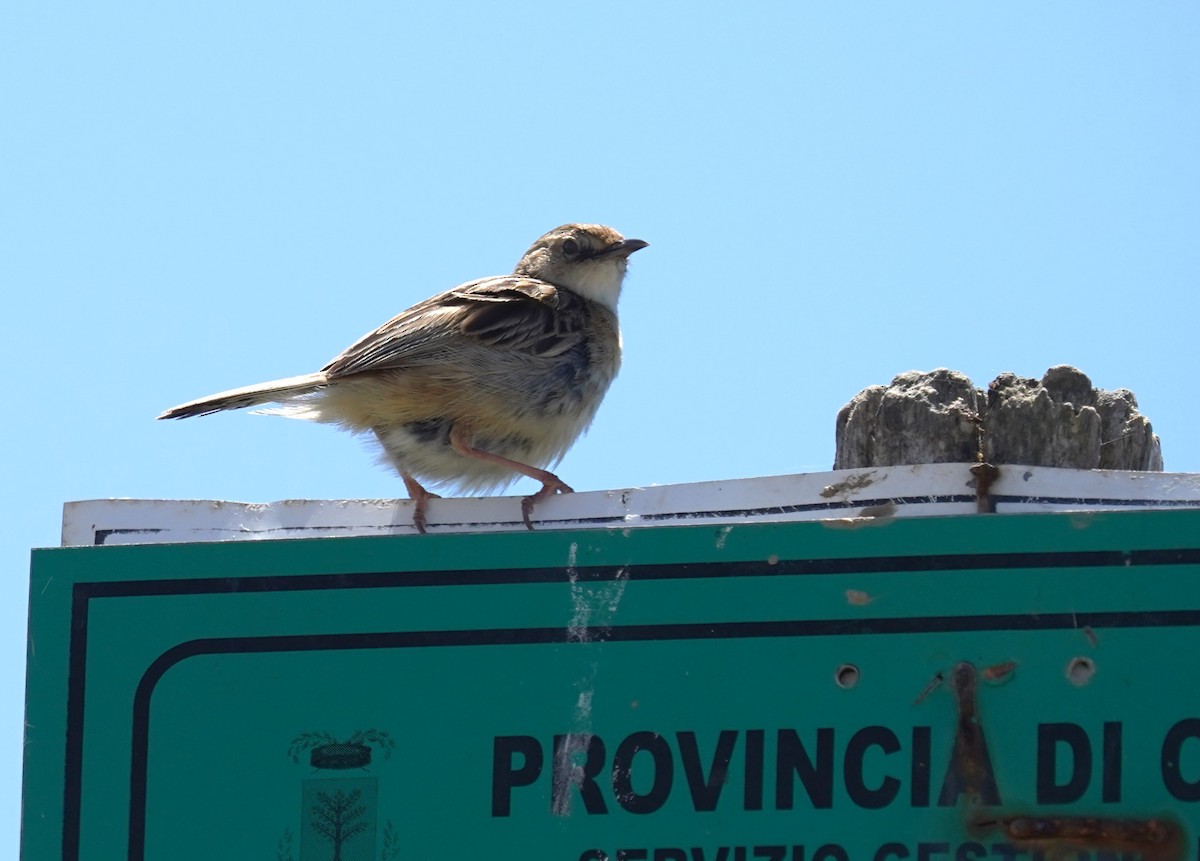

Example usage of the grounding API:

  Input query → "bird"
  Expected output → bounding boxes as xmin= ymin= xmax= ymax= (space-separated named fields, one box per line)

xmin=158 ymin=223 xmax=648 ymax=533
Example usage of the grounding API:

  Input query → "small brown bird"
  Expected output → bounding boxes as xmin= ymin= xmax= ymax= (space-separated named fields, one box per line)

xmin=158 ymin=224 xmax=647 ymax=533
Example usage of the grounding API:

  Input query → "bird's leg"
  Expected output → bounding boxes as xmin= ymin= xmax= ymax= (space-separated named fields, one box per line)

xmin=401 ymin=471 xmax=440 ymax=535
xmin=448 ymin=424 xmax=573 ymax=530
xmin=375 ymin=428 xmax=440 ymax=534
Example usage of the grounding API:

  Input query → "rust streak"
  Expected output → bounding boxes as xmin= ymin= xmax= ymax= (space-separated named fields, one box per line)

xmin=972 ymin=814 xmax=1184 ymax=861
xmin=819 ymin=471 xmax=878 ymax=499
xmin=970 ymin=463 xmax=1000 ymax=513
xmin=981 ymin=660 xmax=1017 ymax=684
xmin=913 ymin=671 xmax=944 ymax=706
xmin=845 ymin=589 xmax=874 ymax=606
xmin=939 ymin=662 xmax=1000 ymax=806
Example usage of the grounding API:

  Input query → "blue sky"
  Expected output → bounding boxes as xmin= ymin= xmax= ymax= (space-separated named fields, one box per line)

xmin=4 ymin=1 xmax=1198 ymax=852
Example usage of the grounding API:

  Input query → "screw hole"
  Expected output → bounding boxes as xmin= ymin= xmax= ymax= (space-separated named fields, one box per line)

xmin=835 ymin=664 xmax=860 ymax=689
xmin=1067 ymin=657 xmax=1095 ymax=686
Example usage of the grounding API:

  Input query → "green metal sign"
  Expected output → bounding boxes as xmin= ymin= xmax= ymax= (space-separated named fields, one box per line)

xmin=22 ymin=509 xmax=1200 ymax=860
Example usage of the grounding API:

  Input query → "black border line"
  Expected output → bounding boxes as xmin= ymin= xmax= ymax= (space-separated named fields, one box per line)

xmin=67 ymin=547 xmax=1200 ymax=600
xmin=128 ymin=610 xmax=1200 ymax=860
xmin=61 ymin=588 xmax=91 ymax=861
xmin=57 ymin=548 xmax=1200 ymax=860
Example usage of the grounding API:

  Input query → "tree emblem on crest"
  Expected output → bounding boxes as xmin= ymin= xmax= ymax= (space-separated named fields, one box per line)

xmin=277 ymin=729 xmax=399 ymax=861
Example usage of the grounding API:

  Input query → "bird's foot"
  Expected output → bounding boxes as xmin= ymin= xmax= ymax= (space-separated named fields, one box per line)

xmin=521 ymin=477 xmax=573 ymax=530
xmin=402 ymin=473 xmax=440 ymax=535
xmin=411 ymin=491 xmax=442 ymax=535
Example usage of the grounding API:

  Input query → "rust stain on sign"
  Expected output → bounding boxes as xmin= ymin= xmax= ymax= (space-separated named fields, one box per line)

xmin=844 ymin=589 xmax=875 ymax=607
xmin=980 ymin=661 xmax=1017 ymax=686
xmin=857 ymin=500 xmax=898 ymax=519
xmin=969 ymin=463 xmax=1000 ymax=514
xmin=971 ymin=814 xmax=1184 ymax=861
xmin=940 ymin=662 xmax=1001 ymax=806
xmin=820 ymin=471 xmax=879 ymax=499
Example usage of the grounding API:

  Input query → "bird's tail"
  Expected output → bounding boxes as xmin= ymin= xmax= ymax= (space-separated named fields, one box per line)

xmin=157 ymin=373 xmax=329 ymax=419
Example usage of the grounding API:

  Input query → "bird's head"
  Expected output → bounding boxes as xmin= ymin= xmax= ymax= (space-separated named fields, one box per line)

xmin=514 ymin=224 xmax=648 ymax=311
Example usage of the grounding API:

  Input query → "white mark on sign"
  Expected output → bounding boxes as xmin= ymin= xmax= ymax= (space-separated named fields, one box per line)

xmin=566 ymin=547 xmax=629 ymax=643
xmin=576 ymin=688 xmax=594 ymax=718
xmin=714 ymin=525 xmax=733 ymax=550
xmin=557 ymin=545 xmax=630 ymax=815
xmin=567 ymin=542 xmax=586 ymax=642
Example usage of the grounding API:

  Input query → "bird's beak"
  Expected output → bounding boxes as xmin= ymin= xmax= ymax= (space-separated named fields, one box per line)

xmin=596 ymin=238 xmax=649 ymax=258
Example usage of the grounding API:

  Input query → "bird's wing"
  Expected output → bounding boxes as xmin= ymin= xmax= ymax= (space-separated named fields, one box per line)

xmin=321 ymin=276 xmax=589 ymax=378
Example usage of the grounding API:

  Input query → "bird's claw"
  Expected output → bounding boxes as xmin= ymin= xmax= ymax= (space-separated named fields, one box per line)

xmin=405 ymin=479 xmax=441 ymax=535
xmin=521 ymin=478 xmax=574 ymax=530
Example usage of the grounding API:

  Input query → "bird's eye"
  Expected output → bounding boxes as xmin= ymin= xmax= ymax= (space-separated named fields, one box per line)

xmin=561 ymin=237 xmax=581 ymax=259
